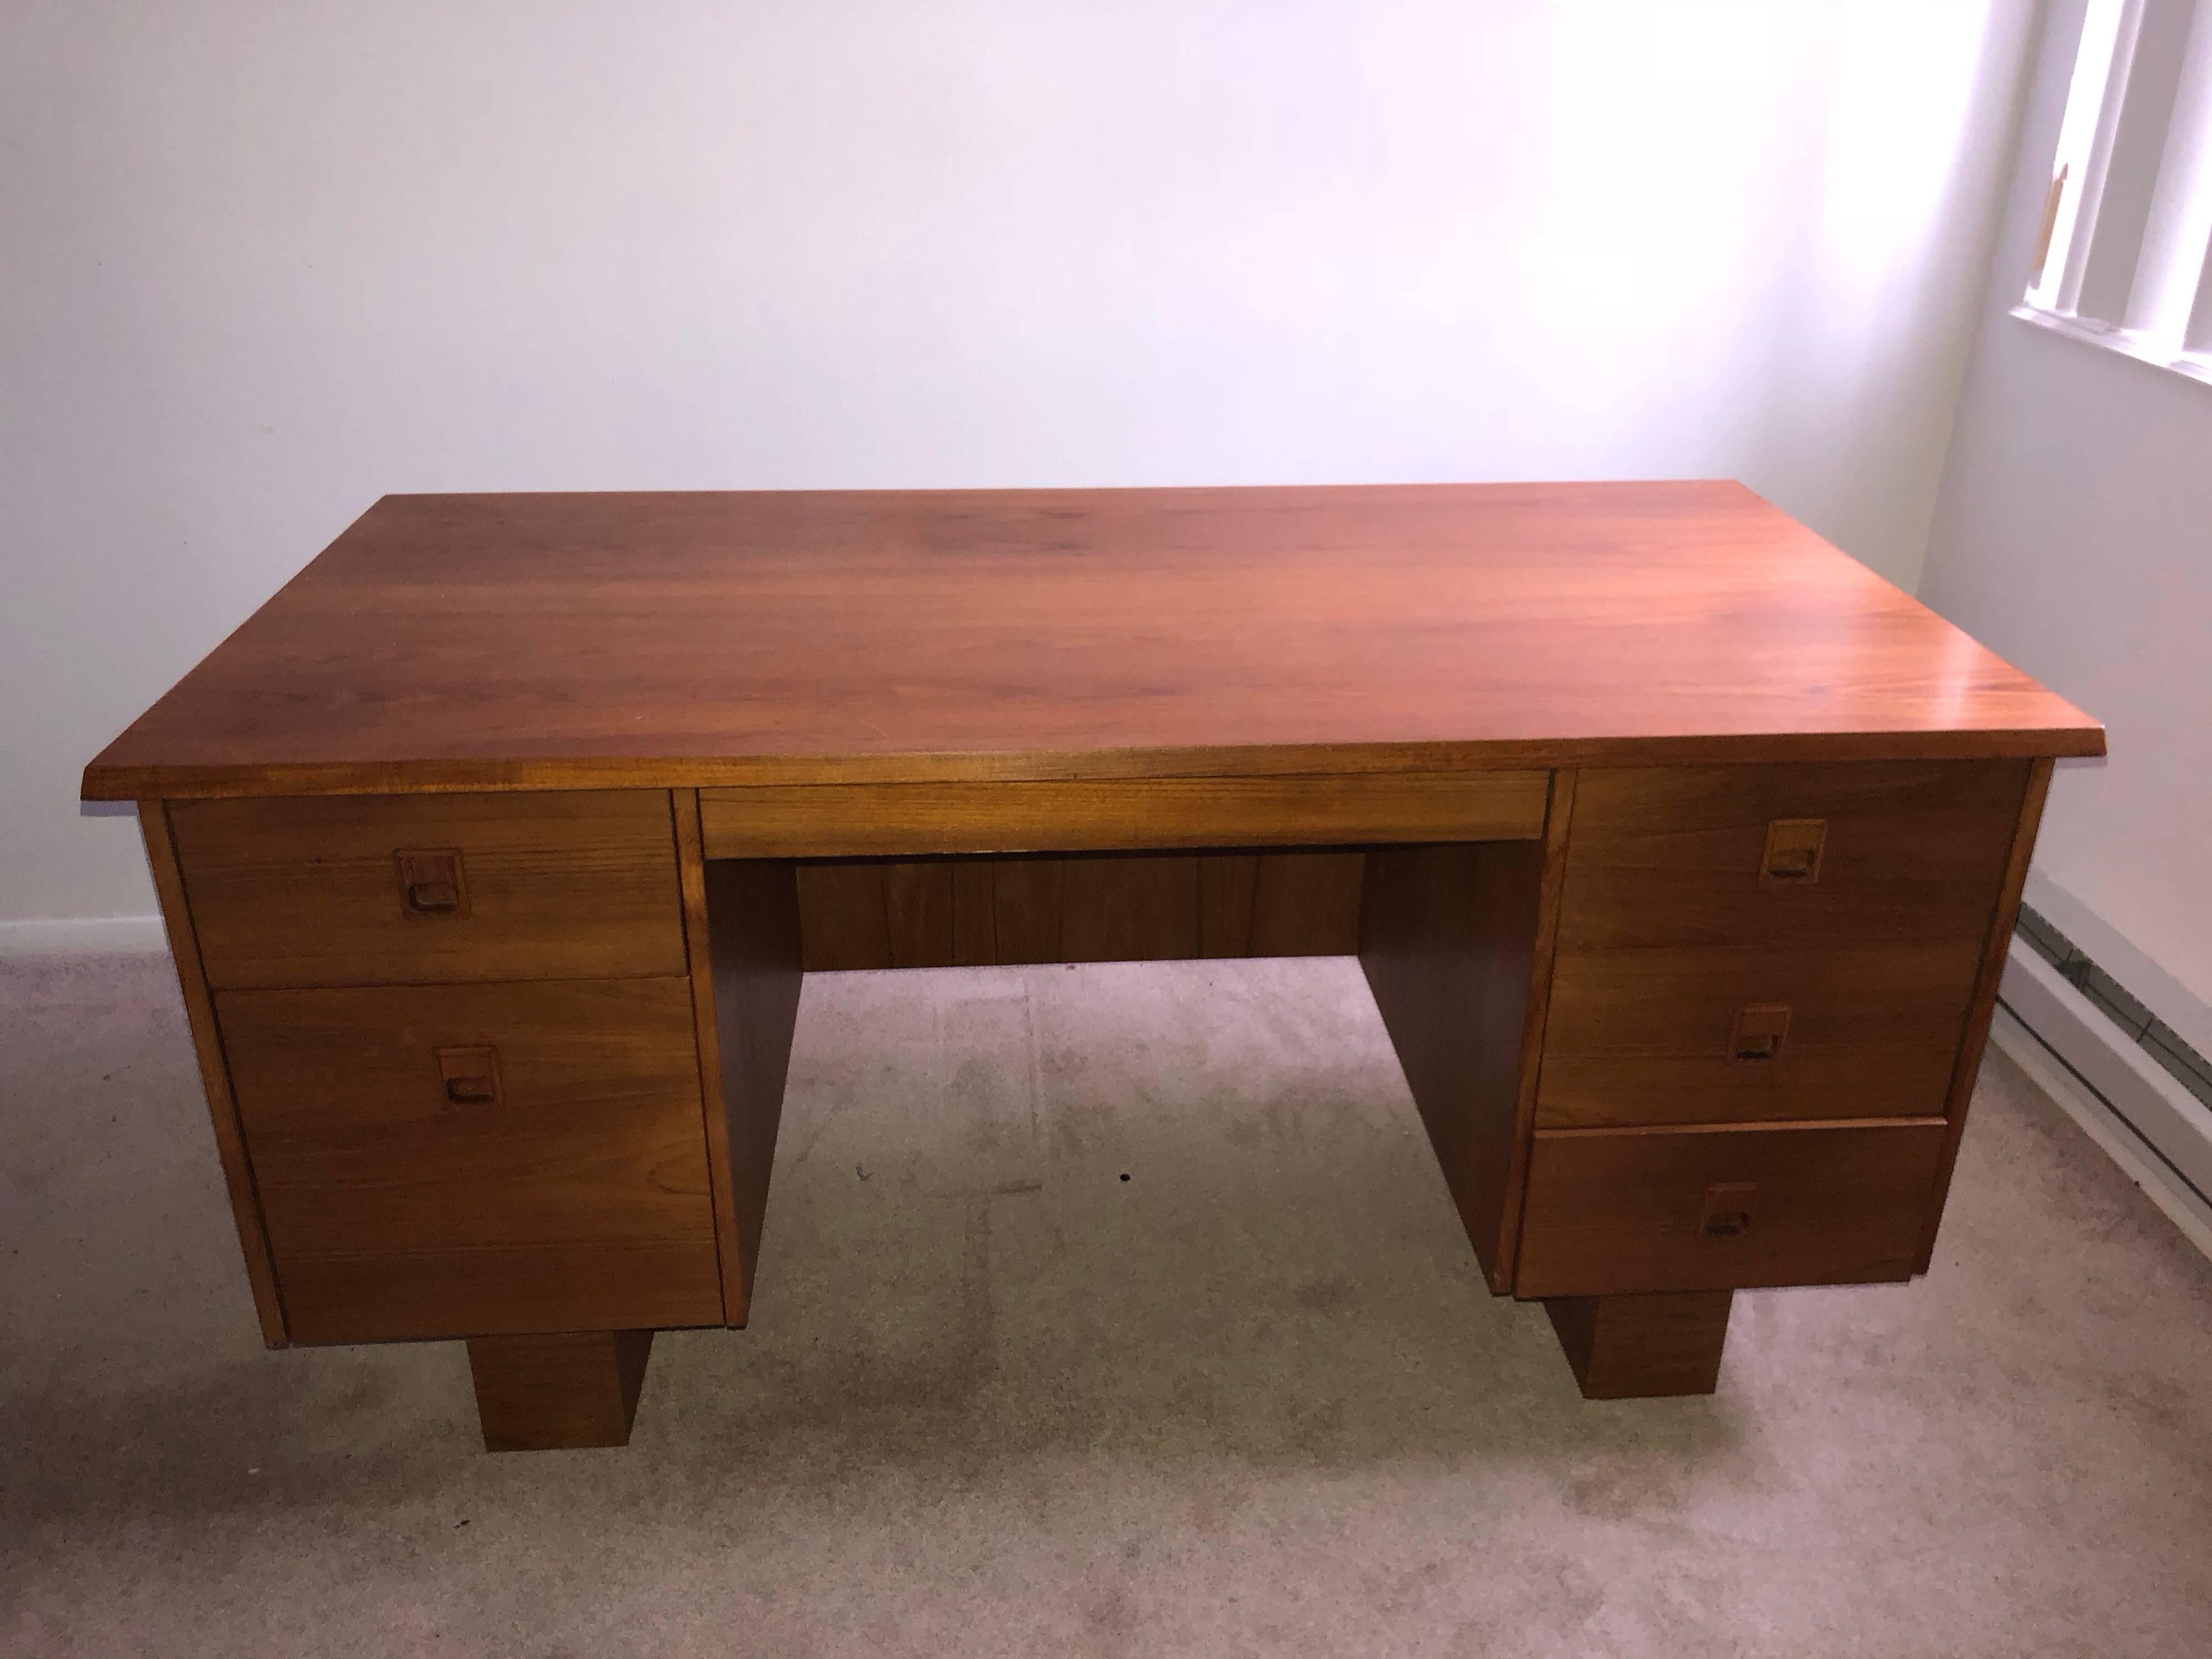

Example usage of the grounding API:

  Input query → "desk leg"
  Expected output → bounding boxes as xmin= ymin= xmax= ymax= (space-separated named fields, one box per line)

xmin=1541 ymin=1290 xmax=1733 ymax=1399
xmin=467 ymin=1330 xmax=655 ymax=1451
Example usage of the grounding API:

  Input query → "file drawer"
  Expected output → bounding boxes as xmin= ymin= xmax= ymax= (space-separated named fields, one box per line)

xmin=217 ymin=976 xmax=722 ymax=1342
xmin=1557 ymin=760 xmax=2028 ymax=953
xmin=1513 ymin=1120 xmax=1949 ymax=1298
xmin=1536 ymin=938 xmax=1984 ymax=1128
xmin=174 ymin=790 xmax=688 ymax=989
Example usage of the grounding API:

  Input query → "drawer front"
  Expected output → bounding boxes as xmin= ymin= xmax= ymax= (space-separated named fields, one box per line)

xmin=218 ymin=977 xmax=722 ymax=1342
xmin=701 ymin=770 xmax=1550 ymax=857
xmin=1513 ymin=1121 xmax=1948 ymax=1298
xmin=1537 ymin=939 xmax=1983 ymax=1128
xmin=174 ymin=791 xmax=688 ymax=989
xmin=1557 ymin=760 xmax=2029 ymax=953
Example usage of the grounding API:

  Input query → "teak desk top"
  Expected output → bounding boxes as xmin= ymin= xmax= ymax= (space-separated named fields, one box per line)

xmin=82 ymin=481 xmax=2103 ymax=802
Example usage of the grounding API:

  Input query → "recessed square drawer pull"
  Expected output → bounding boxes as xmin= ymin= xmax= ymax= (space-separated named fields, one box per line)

xmin=1762 ymin=817 xmax=1827 ymax=884
xmin=436 ymin=1045 xmax=503 ymax=1109
xmin=1731 ymin=1004 xmax=1791 ymax=1061
xmin=396 ymin=848 xmax=470 ymax=919
xmin=1700 ymin=1182 xmax=1760 ymax=1238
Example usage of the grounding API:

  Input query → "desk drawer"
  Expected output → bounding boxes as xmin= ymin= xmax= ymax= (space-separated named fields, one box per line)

xmin=1512 ymin=1120 xmax=1947 ymax=1298
xmin=1537 ymin=939 xmax=1982 ymax=1128
xmin=174 ymin=791 xmax=688 ymax=990
xmin=217 ymin=977 xmax=722 ymax=1342
xmin=1557 ymin=760 xmax=2028 ymax=953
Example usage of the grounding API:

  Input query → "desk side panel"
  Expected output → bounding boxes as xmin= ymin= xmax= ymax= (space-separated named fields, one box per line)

xmin=1917 ymin=756 xmax=2054 ymax=1270
xmin=1358 ymin=774 xmax=1571 ymax=1290
xmin=698 ymin=853 xmax=804 ymax=1326
xmin=138 ymin=800 xmax=289 ymax=1347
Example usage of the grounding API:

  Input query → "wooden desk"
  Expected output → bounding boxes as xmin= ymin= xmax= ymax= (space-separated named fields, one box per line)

xmin=82 ymin=482 xmax=2104 ymax=1448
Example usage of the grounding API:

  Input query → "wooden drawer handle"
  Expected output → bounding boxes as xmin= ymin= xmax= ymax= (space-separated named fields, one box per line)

xmin=1700 ymin=1182 xmax=1760 ymax=1238
xmin=1731 ymin=1003 xmax=1791 ymax=1062
xmin=396 ymin=848 xmax=471 ymax=919
xmin=437 ymin=1044 xmax=503 ymax=1109
xmin=1762 ymin=818 xmax=1827 ymax=884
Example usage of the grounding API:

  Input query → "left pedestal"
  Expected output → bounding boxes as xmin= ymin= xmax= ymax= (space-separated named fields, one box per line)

xmin=138 ymin=790 xmax=805 ymax=1452
xmin=468 ymin=1331 xmax=656 ymax=1451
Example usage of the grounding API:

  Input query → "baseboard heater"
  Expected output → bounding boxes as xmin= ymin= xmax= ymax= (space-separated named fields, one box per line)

xmin=1991 ymin=906 xmax=2212 ymax=1260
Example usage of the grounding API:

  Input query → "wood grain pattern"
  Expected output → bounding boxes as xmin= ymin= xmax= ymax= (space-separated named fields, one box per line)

xmin=673 ymin=791 xmax=741 ymax=1324
xmin=697 ymin=773 xmax=1546 ymax=857
xmin=468 ymin=1329 xmax=654 ymax=1452
xmin=951 ymin=862 xmax=997 ymax=966
xmin=795 ymin=863 xmax=893 ymax=971
xmin=138 ymin=801 xmax=290 ymax=1348
xmin=1542 ymin=1290 xmax=1734 ymax=1399
xmin=81 ymin=484 xmax=2103 ymax=803
xmin=171 ymin=791 xmax=688 ymax=990
xmin=1514 ymin=1120 xmax=1949 ymax=1298
xmin=1197 ymin=854 xmax=1260 ymax=958
xmin=1556 ymin=760 xmax=2030 ymax=952
xmin=1537 ymin=938 xmax=1987 ymax=1128
xmin=1060 ymin=855 xmax=1200 ymax=963
xmin=792 ymin=850 xmax=1366 ymax=971
xmin=1496 ymin=770 xmax=1577 ymax=1286
xmin=701 ymin=858 xmax=804 ymax=1326
xmin=1916 ymin=756 xmax=2056 ymax=1271
xmin=1359 ymin=833 xmax=1553 ymax=1290
xmin=885 ymin=862 xmax=954 ymax=969
xmin=990 ymin=857 xmax=1066 ymax=967
xmin=1248 ymin=851 xmax=1365 ymax=958
xmin=218 ymin=977 xmax=722 ymax=1343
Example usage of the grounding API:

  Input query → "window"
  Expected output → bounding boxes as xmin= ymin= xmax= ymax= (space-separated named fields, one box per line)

xmin=2019 ymin=0 xmax=2212 ymax=381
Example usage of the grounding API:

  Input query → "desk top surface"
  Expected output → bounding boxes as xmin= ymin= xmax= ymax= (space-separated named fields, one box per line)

xmin=82 ymin=481 xmax=2104 ymax=800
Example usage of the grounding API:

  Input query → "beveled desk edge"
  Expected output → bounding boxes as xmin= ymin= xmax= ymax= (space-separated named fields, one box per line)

xmin=81 ymin=726 xmax=2105 ymax=804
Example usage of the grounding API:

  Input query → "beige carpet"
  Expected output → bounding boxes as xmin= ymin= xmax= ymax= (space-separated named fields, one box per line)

xmin=4 ymin=950 xmax=2210 ymax=1657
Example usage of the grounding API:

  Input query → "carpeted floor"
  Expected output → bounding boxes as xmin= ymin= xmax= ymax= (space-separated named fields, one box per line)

xmin=4 ymin=950 xmax=2210 ymax=1657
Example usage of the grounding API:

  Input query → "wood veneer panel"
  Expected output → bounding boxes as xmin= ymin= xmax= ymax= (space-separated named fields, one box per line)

xmin=1197 ymin=854 xmax=1259 ymax=958
xmin=700 ymin=858 xmax=804 ymax=1325
xmin=138 ymin=801 xmax=289 ymax=1347
xmin=1359 ymin=836 xmax=1553 ymax=1290
xmin=885 ymin=862 xmax=955 ymax=968
xmin=674 ymin=792 xmax=740 ymax=1323
xmin=951 ymin=862 xmax=997 ymax=966
xmin=796 ymin=863 xmax=891 ymax=971
xmin=82 ymin=484 xmax=2103 ymax=802
xmin=219 ymin=977 xmax=722 ymax=1343
xmin=1060 ymin=855 xmax=1200 ymax=963
xmin=171 ymin=790 xmax=687 ymax=990
xmin=1916 ymin=757 xmax=2054 ymax=1271
xmin=992 ymin=858 xmax=1067 ymax=966
xmin=697 ymin=773 xmax=1546 ymax=856
xmin=795 ymin=850 xmax=1370 ymax=969
xmin=1249 ymin=851 xmax=1364 ymax=957
xmin=1514 ymin=1120 xmax=1949 ymax=1298
xmin=1500 ymin=771 xmax=1579 ymax=1282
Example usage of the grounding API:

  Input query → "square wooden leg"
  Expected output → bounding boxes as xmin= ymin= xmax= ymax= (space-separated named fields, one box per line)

xmin=1541 ymin=1290 xmax=1733 ymax=1400
xmin=466 ymin=1329 xmax=655 ymax=1451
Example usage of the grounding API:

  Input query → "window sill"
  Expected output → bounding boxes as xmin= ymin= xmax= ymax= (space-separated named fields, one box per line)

xmin=2010 ymin=305 xmax=2212 ymax=389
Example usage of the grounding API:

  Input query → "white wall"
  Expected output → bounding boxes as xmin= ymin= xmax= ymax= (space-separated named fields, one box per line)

xmin=2 ymin=0 xmax=2037 ymax=934
xmin=1922 ymin=0 xmax=2212 ymax=1048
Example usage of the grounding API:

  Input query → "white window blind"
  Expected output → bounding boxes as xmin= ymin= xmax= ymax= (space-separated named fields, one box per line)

xmin=2020 ymin=0 xmax=2212 ymax=376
